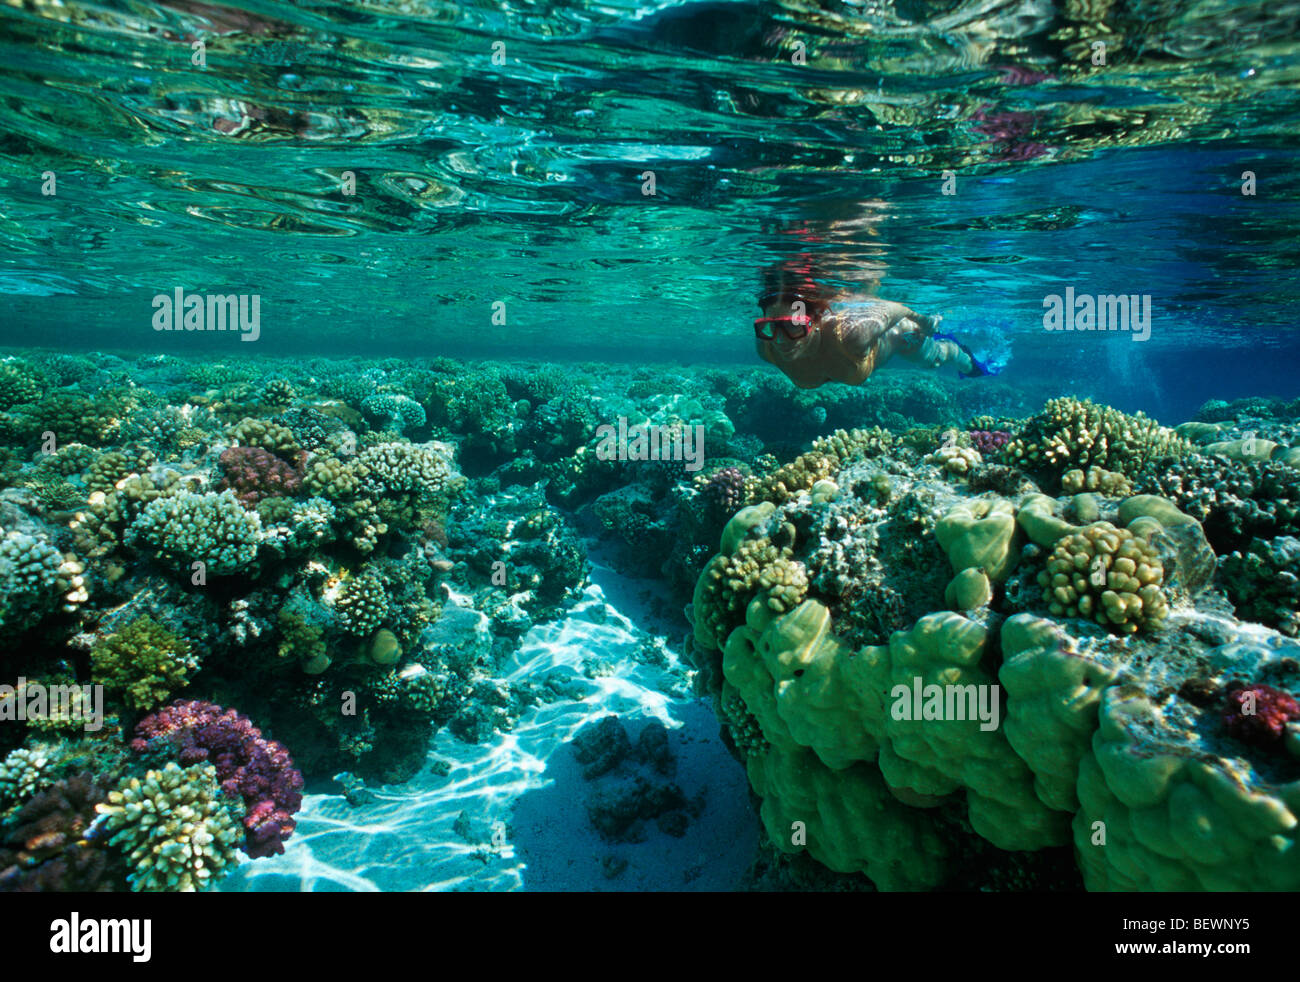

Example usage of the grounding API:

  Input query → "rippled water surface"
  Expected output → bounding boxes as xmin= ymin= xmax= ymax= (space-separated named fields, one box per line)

xmin=2 ymin=0 xmax=1299 ymax=414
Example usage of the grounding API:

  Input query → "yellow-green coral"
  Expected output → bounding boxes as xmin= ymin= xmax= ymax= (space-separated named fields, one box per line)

xmin=1075 ymin=684 xmax=1300 ymax=891
xmin=810 ymin=427 xmax=896 ymax=466
xmin=95 ymin=763 xmax=244 ymax=892
xmin=714 ymin=596 xmax=1066 ymax=881
xmin=86 ymin=448 xmax=156 ymax=494
xmin=91 ymin=615 xmax=199 ymax=710
xmin=228 ymin=417 xmax=299 ymax=455
xmin=874 ymin=613 xmax=1069 ymax=851
xmin=1005 ymin=397 xmax=1191 ymax=479
xmin=751 ymin=452 xmax=835 ymax=505
xmin=1062 ymin=466 xmax=1132 ymax=497
xmin=303 ymin=455 xmax=360 ymax=498
xmin=1037 ymin=522 xmax=1169 ymax=634
xmin=277 ymin=610 xmax=329 ymax=673
xmin=721 ymin=602 xmax=948 ymax=889
xmin=693 ymin=537 xmax=807 ymax=651
xmin=935 ymin=497 xmax=1022 ymax=581
xmin=999 ymin=615 xmax=1120 ymax=812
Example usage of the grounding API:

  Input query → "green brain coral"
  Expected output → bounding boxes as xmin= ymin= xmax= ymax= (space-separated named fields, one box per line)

xmin=91 ymin=615 xmax=198 ymax=710
xmin=95 ymin=763 xmax=244 ymax=892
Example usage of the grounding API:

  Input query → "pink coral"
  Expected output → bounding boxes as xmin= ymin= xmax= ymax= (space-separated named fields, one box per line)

xmin=217 ymin=446 xmax=305 ymax=506
xmin=969 ymin=430 xmax=1010 ymax=456
xmin=131 ymin=699 xmax=304 ymax=858
xmin=1223 ymin=683 xmax=1300 ymax=747
xmin=699 ymin=466 xmax=746 ymax=517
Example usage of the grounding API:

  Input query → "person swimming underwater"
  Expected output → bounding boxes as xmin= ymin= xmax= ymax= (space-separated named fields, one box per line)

xmin=755 ymin=266 xmax=994 ymax=389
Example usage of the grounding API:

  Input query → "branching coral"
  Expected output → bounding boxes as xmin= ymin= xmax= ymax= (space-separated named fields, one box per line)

xmin=1005 ymin=397 xmax=1191 ymax=480
xmin=1222 ymin=682 xmax=1300 ymax=747
xmin=0 ymin=360 xmax=46 ymax=409
xmin=693 ymin=517 xmax=807 ymax=651
xmin=217 ymin=445 xmax=305 ymax=506
xmin=332 ymin=571 xmax=390 ymax=636
xmin=91 ymin=615 xmax=199 ymax=711
xmin=694 ymin=466 xmax=748 ymax=520
xmin=94 ymin=763 xmax=244 ymax=892
xmin=1139 ymin=454 xmax=1300 ymax=552
xmin=0 ymin=528 xmax=88 ymax=632
xmin=1221 ymin=536 xmax=1300 ymax=636
xmin=750 ymin=452 xmax=835 ymax=505
xmin=0 ymin=747 xmax=55 ymax=813
xmin=227 ymin=417 xmax=300 ymax=455
xmin=361 ymin=393 xmax=426 ymax=435
xmin=129 ymin=489 xmax=262 ymax=575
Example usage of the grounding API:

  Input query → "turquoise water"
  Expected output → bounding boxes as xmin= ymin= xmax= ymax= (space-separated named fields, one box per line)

xmin=3 ymin=0 xmax=1299 ymax=413
xmin=2 ymin=0 xmax=1300 ymax=895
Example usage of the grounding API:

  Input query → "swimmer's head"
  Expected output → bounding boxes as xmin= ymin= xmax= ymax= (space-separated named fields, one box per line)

xmin=755 ymin=310 xmax=820 ymax=359
xmin=757 ymin=259 xmax=831 ymax=359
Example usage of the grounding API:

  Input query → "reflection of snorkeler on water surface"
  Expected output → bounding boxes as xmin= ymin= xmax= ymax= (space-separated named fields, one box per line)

xmin=755 ymin=216 xmax=995 ymax=390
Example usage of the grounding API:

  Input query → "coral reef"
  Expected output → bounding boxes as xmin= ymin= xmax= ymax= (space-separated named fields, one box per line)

xmin=4 ymin=349 xmax=1296 ymax=896
xmin=687 ymin=414 xmax=1299 ymax=891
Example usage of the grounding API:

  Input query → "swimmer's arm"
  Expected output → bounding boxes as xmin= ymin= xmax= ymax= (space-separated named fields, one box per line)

xmin=835 ymin=300 xmax=921 ymax=360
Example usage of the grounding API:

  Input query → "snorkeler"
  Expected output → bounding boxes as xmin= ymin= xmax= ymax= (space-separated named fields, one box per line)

xmin=754 ymin=264 xmax=994 ymax=389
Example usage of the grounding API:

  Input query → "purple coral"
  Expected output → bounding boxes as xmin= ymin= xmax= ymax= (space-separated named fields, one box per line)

xmin=700 ymin=466 xmax=746 ymax=517
xmin=0 ymin=773 xmax=117 ymax=892
xmin=131 ymin=699 xmax=304 ymax=858
xmin=1222 ymin=683 xmax=1300 ymax=746
xmin=969 ymin=430 xmax=1010 ymax=456
xmin=217 ymin=446 xmax=305 ymax=506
